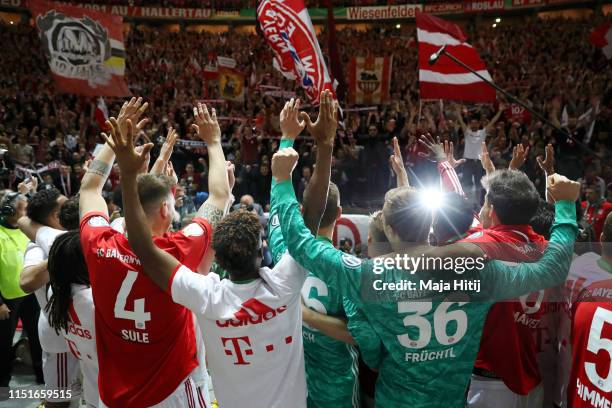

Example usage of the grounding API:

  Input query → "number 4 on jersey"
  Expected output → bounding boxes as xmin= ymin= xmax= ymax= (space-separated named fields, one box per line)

xmin=114 ymin=270 xmax=151 ymax=330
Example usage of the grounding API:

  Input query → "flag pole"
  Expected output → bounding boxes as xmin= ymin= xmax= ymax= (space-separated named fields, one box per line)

xmin=435 ymin=47 xmax=599 ymax=157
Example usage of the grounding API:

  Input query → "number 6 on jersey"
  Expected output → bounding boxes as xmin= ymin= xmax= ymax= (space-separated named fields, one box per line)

xmin=114 ymin=270 xmax=151 ymax=329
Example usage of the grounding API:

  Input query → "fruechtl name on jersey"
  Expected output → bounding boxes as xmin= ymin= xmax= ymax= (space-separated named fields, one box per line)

xmin=405 ymin=347 xmax=457 ymax=362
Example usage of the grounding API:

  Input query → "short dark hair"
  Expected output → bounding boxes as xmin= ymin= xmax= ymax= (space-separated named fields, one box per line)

xmin=433 ymin=192 xmax=473 ymax=243
xmin=383 ymin=187 xmax=431 ymax=243
xmin=136 ymin=174 xmax=174 ymax=214
xmin=59 ymin=196 xmax=80 ymax=230
xmin=482 ymin=169 xmax=540 ymax=225
xmin=529 ymin=199 xmax=555 ymax=240
xmin=27 ymin=188 xmax=61 ymax=225
xmin=212 ymin=210 xmax=262 ymax=279
xmin=303 ymin=182 xmax=340 ymax=229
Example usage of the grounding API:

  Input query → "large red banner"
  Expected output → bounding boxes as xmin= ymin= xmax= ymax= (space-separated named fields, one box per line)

xmin=29 ymin=0 xmax=131 ymax=96
xmin=257 ymin=0 xmax=333 ymax=105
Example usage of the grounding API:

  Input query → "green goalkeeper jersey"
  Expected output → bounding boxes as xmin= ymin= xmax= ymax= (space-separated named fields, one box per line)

xmin=268 ymin=143 xmax=360 ymax=407
xmin=271 ymin=179 xmax=577 ymax=408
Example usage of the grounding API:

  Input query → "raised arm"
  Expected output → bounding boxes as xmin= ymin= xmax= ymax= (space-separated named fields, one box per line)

xmin=300 ymin=90 xmax=338 ymax=234
xmin=485 ymin=103 xmax=505 ymax=133
xmin=104 ymin=118 xmax=178 ymax=290
xmin=150 ymin=127 xmax=178 ymax=176
xmin=271 ymin=148 xmax=362 ymax=301
xmin=480 ymin=142 xmax=496 ymax=176
xmin=455 ymin=104 xmax=467 ymax=132
xmin=192 ymin=103 xmax=230 ymax=228
xmin=508 ymin=144 xmax=530 ymax=171
xmin=419 ymin=135 xmax=466 ymax=196
xmin=389 ymin=137 xmax=409 ymax=188
xmin=79 ymin=97 xmax=149 ymax=219
xmin=536 ymin=144 xmax=555 ymax=203
xmin=268 ymin=98 xmax=306 ymax=263
xmin=482 ymin=175 xmax=580 ymax=300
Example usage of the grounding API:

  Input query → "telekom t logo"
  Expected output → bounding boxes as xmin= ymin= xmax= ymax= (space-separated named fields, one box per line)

xmin=222 ymin=336 xmax=253 ymax=365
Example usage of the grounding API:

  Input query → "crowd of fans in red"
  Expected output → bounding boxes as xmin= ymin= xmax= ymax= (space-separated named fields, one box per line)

xmin=0 ymin=14 xmax=610 ymax=222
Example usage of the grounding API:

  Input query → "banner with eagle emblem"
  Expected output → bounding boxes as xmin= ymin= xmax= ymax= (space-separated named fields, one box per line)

xmin=29 ymin=0 xmax=131 ymax=96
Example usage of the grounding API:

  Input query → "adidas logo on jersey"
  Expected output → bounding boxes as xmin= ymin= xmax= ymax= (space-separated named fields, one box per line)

xmin=216 ymin=298 xmax=287 ymax=328
xmin=67 ymin=322 xmax=92 ymax=340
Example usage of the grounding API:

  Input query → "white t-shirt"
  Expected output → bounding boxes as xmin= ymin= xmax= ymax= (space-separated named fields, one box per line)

xmin=463 ymin=128 xmax=487 ymax=160
xmin=23 ymin=227 xmax=68 ymax=353
xmin=170 ymin=253 xmax=307 ymax=408
xmin=64 ymin=284 xmax=98 ymax=407
xmin=555 ymin=252 xmax=612 ymax=407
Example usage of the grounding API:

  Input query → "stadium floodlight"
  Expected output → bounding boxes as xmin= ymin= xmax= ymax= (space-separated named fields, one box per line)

xmin=492 ymin=23 xmax=497 ymax=28
xmin=396 ymin=24 xmax=401 ymax=29
xmin=495 ymin=18 xmax=501 ymax=23
xmin=420 ymin=188 xmax=444 ymax=210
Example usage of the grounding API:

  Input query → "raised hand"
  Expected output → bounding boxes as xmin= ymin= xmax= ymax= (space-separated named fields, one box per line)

xmin=280 ymin=98 xmax=306 ymax=140
xmin=480 ymin=142 xmax=495 ymax=175
xmin=418 ymin=133 xmax=446 ymax=163
xmin=102 ymin=117 xmax=153 ymax=176
xmin=272 ymin=147 xmax=299 ymax=183
xmin=443 ymin=141 xmax=466 ymax=168
xmin=17 ymin=176 xmax=37 ymax=195
xmin=508 ymin=144 xmax=530 ymax=170
xmin=159 ymin=127 xmax=178 ymax=163
xmin=300 ymin=90 xmax=338 ymax=147
xmin=226 ymin=161 xmax=235 ymax=191
xmin=389 ymin=137 xmax=409 ymax=187
xmin=192 ymin=102 xmax=221 ymax=145
xmin=164 ymin=161 xmax=178 ymax=185
xmin=536 ymin=143 xmax=555 ymax=175
xmin=547 ymin=174 xmax=580 ymax=203
xmin=117 ymin=97 xmax=149 ymax=138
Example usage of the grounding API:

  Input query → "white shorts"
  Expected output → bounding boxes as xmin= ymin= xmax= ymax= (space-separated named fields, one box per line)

xmin=42 ymin=351 xmax=81 ymax=402
xmin=467 ymin=375 xmax=544 ymax=408
xmin=99 ymin=374 xmax=202 ymax=408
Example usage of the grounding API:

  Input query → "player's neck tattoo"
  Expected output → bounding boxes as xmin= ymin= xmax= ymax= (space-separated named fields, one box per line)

xmin=87 ymin=159 xmax=112 ymax=178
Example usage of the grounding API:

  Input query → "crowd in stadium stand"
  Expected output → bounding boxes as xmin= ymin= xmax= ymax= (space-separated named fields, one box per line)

xmin=47 ymin=0 xmax=407 ymax=10
xmin=0 ymin=15 xmax=610 ymax=225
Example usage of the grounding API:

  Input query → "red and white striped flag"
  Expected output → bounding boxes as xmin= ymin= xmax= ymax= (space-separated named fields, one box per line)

xmin=416 ymin=11 xmax=495 ymax=103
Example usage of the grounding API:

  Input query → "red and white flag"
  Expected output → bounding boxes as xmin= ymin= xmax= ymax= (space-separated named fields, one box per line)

xmin=257 ymin=0 xmax=333 ymax=105
xmin=94 ymin=97 xmax=109 ymax=130
xmin=590 ymin=21 xmax=612 ymax=59
xmin=416 ymin=11 xmax=495 ymax=103
xmin=29 ymin=0 xmax=131 ymax=97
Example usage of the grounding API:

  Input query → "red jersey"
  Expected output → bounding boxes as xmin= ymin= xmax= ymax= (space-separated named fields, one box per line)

xmin=581 ymin=201 xmax=612 ymax=241
xmin=80 ymin=212 xmax=212 ymax=407
xmin=569 ymin=279 xmax=612 ymax=407
xmin=461 ymin=224 xmax=547 ymax=395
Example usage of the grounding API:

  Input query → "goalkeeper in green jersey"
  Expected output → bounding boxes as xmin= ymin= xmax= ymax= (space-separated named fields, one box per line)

xmin=268 ymin=95 xmax=359 ymax=407
xmin=268 ymin=92 xmax=581 ymax=408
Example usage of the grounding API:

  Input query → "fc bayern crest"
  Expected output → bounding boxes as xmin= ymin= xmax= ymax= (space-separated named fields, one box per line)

xmin=257 ymin=0 xmax=333 ymax=105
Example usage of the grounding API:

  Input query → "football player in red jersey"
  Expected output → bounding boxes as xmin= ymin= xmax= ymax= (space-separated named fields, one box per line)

xmin=568 ymin=278 xmax=612 ymax=408
xmin=78 ymin=98 xmax=230 ymax=407
xmin=565 ymin=213 xmax=612 ymax=408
